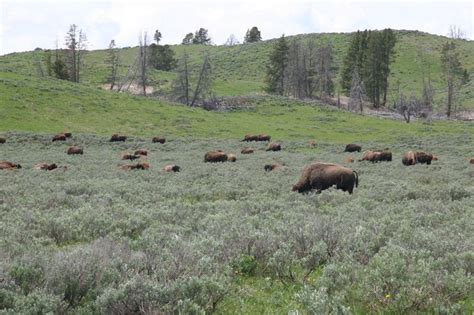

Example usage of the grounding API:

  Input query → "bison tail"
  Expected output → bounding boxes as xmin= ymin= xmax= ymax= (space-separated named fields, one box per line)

xmin=353 ymin=170 xmax=359 ymax=187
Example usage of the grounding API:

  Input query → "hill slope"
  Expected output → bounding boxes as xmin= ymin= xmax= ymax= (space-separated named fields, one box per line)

xmin=1 ymin=30 xmax=473 ymax=110
xmin=0 ymin=71 xmax=471 ymax=143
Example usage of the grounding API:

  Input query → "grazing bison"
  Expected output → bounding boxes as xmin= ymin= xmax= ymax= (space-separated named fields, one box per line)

xmin=110 ymin=134 xmax=127 ymax=142
xmin=470 ymin=157 xmax=474 ymax=164
xmin=266 ymin=143 xmax=281 ymax=152
xmin=402 ymin=151 xmax=435 ymax=166
xmin=66 ymin=146 xmax=83 ymax=155
xmin=0 ymin=137 xmax=6 ymax=143
xmin=243 ymin=134 xmax=271 ymax=142
xmin=64 ymin=132 xmax=72 ymax=138
xmin=345 ymin=144 xmax=362 ymax=152
xmin=292 ymin=162 xmax=358 ymax=194
xmin=34 ymin=163 xmax=58 ymax=171
xmin=52 ymin=134 xmax=67 ymax=142
xmin=120 ymin=162 xmax=150 ymax=170
xmin=241 ymin=147 xmax=255 ymax=154
xmin=264 ymin=163 xmax=282 ymax=172
xmin=227 ymin=154 xmax=237 ymax=162
xmin=163 ymin=164 xmax=181 ymax=172
xmin=0 ymin=161 xmax=22 ymax=170
xmin=152 ymin=137 xmax=166 ymax=144
xmin=122 ymin=153 xmax=140 ymax=160
xmin=134 ymin=149 xmax=148 ymax=156
xmin=204 ymin=151 xmax=228 ymax=162
xmin=360 ymin=150 xmax=392 ymax=162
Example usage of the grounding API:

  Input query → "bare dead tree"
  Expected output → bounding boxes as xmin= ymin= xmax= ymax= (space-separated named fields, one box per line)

xmin=225 ymin=34 xmax=240 ymax=46
xmin=172 ymin=51 xmax=191 ymax=105
xmin=315 ymin=39 xmax=334 ymax=100
xmin=65 ymin=24 xmax=87 ymax=83
xmin=348 ymin=66 xmax=365 ymax=112
xmin=396 ymin=92 xmax=421 ymax=123
xmin=138 ymin=32 xmax=149 ymax=96
xmin=448 ymin=25 xmax=466 ymax=40
xmin=190 ymin=53 xmax=212 ymax=106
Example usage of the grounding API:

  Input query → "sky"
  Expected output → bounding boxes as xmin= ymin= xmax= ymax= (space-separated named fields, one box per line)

xmin=0 ymin=0 xmax=472 ymax=55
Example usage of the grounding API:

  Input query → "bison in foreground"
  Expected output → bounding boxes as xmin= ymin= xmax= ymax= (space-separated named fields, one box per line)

xmin=66 ymin=146 xmax=83 ymax=155
xmin=152 ymin=137 xmax=166 ymax=144
xmin=110 ymin=134 xmax=127 ymax=142
xmin=163 ymin=164 xmax=181 ymax=172
xmin=292 ymin=162 xmax=358 ymax=194
xmin=344 ymin=144 xmax=362 ymax=152
xmin=266 ymin=143 xmax=281 ymax=152
xmin=360 ymin=150 xmax=392 ymax=162
xmin=204 ymin=151 xmax=228 ymax=162
xmin=0 ymin=161 xmax=22 ymax=170
xmin=402 ymin=151 xmax=436 ymax=166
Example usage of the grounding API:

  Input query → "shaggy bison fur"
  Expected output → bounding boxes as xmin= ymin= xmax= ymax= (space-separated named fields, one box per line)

xmin=204 ymin=151 xmax=228 ymax=162
xmin=66 ymin=146 xmax=83 ymax=155
xmin=34 ymin=163 xmax=58 ymax=171
xmin=243 ymin=134 xmax=271 ymax=142
xmin=344 ymin=144 xmax=362 ymax=152
xmin=120 ymin=162 xmax=150 ymax=170
xmin=0 ymin=161 xmax=22 ymax=170
xmin=292 ymin=162 xmax=358 ymax=194
xmin=134 ymin=149 xmax=148 ymax=156
xmin=402 ymin=151 xmax=435 ymax=166
xmin=110 ymin=134 xmax=127 ymax=142
xmin=122 ymin=153 xmax=140 ymax=161
xmin=360 ymin=150 xmax=392 ymax=162
xmin=152 ymin=137 xmax=166 ymax=144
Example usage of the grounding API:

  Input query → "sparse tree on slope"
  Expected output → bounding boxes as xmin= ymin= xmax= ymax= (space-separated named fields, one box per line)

xmin=182 ymin=33 xmax=194 ymax=45
xmin=106 ymin=40 xmax=120 ymax=90
xmin=65 ymin=24 xmax=87 ymax=83
xmin=440 ymin=41 xmax=464 ymax=117
xmin=244 ymin=27 xmax=262 ymax=43
xmin=192 ymin=28 xmax=212 ymax=45
xmin=265 ymin=34 xmax=289 ymax=95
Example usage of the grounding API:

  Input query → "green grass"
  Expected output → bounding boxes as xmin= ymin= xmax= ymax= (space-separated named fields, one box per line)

xmin=1 ymin=30 xmax=473 ymax=109
xmin=1 ymin=71 xmax=472 ymax=143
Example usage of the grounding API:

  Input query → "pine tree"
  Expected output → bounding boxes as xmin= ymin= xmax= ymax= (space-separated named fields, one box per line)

xmin=182 ymin=33 xmax=194 ymax=45
xmin=244 ymin=27 xmax=262 ymax=43
xmin=440 ymin=41 xmax=463 ymax=117
xmin=192 ymin=28 xmax=211 ymax=45
xmin=106 ymin=40 xmax=119 ymax=90
xmin=265 ymin=35 xmax=289 ymax=95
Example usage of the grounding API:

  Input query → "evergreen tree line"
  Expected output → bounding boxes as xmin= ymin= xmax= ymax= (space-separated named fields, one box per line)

xmin=265 ymin=35 xmax=335 ymax=100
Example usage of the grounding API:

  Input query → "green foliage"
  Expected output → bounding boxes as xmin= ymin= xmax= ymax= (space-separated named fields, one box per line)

xmin=244 ymin=27 xmax=262 ymax=43
xmin=192 ymin=28 xmax=212 ymax=45
xmin=149 ymin=43 xmax=176 ymax=71
xmin=265 ymin=35 xmax=289 ymax=94
xmin=182 ymin=32 xmax=194 ymax=45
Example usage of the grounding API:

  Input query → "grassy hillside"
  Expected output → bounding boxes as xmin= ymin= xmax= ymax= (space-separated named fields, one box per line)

xmin=1 ymin=30 xmax=473 ymax=110
xmin=1 ymin=71 xmax=472 ymax=143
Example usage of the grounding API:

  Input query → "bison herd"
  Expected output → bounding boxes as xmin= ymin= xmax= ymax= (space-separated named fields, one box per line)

xmin=1 ymin=134 xmax=473 ymax=195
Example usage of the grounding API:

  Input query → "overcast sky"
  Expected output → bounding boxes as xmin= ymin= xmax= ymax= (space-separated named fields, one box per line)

xmin=0 ymin=0 xmax=472 ymax=55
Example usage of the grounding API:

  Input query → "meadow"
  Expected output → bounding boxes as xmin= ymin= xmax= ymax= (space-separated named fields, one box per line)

xmin=1 ymin=132 xmax=473 ymax=314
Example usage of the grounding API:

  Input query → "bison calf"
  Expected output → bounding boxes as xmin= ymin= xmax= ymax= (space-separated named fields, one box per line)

xmin=241 ymin=147 xmax=255 ymax=154
xmin=292 ymin=162 xmax=358 ymax=194
xmin=52 ymin=134 xmax=67 ymax=142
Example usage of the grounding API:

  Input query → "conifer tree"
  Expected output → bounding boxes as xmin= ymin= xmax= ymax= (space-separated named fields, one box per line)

xmin=265 ymin=35 xmax=289 ymax=95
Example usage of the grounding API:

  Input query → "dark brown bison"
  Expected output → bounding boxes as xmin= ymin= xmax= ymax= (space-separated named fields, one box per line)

xmin=52 ymin=134 xmax=67 ymax=142
xmin=344 ymin=144 xmax=362 ymax=152
xmin=360 ymin=150 xmax=392 ymax=162
xmin=163 ymin=164 xmax=181 ymax=172
xmin=470 ymin=157 xmax=474 ymax=164
xmin=243 ymin=134 xmax=271 ymax=142
xmin=241 ymin=147 xmax=255 ymax=154
xmin=402 ymin=151 xmax=435 ymax=166
xmin=227 ymin=154 xmax=237 ymax=162
xmin=0 ymin=137 xmax=6 ymax=143
xmin=152 ymin=137 xmax=166 ymax=144
xmin=66 ymin=146 xmax=83 ymax=155
xmin=34 ymin=163 xmax=58 ymax=171
xmin=64 ymin=132 xmax=72 ymax=138
xmin=292 ymin=162 xmax=358 ymax=194
xmin=264 ymin=163 xmax=282 ymax=172
xmin=110 ymin=134 xmax=127 ymax=142
xmin=120 ymin=162 xmax=150 ymax=170
xmin=122 ymin=153 xmax=140 ymax=160
xmin=0 ymin=161 xmax=22 ymax=170
xmin=134 ymin=149 xmax=148 ymax=156
xmin=204 ymin=151 xmax=228 ymax=162
xmin=266 ymin=143 xmax=281 ymax=152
